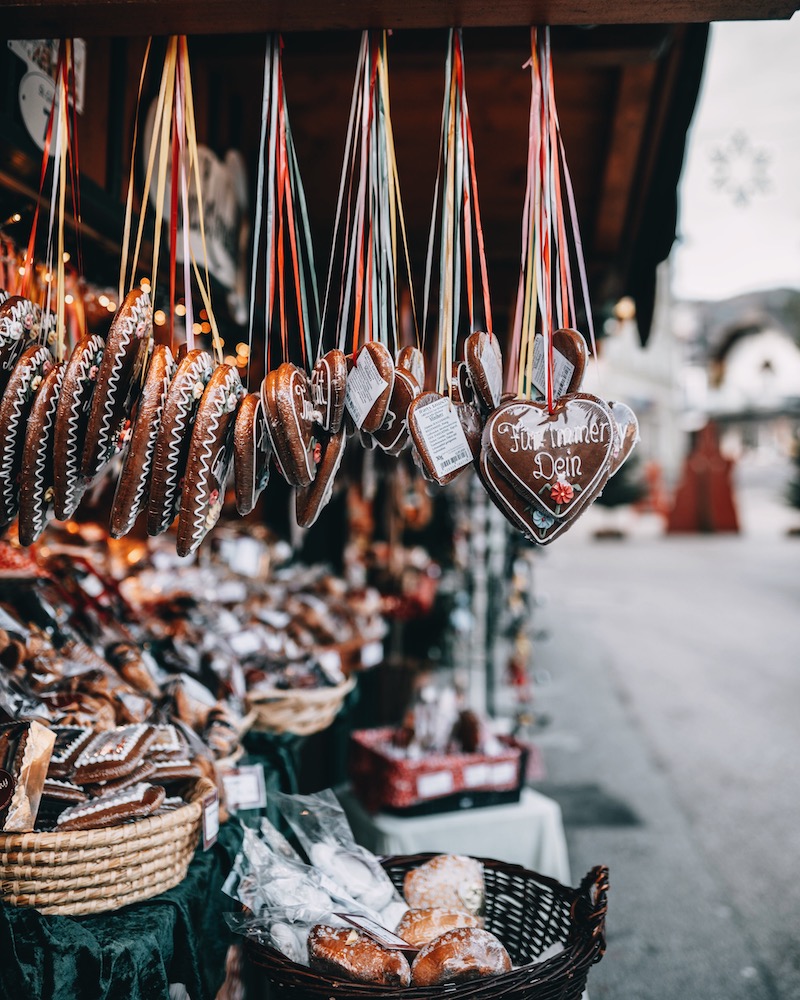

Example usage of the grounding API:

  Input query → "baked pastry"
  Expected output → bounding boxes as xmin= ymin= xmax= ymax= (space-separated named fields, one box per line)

xmin=82 ymin=288 xmax=152 ymax=480
xmin=0 ymin=719 xmax=56 ymax=832
xmin=109 ymin=343 xmax=176 ymax=538
xmin=464 ymin=331 xmax=503 ymax=412
xmin=408 ymin=392 xmax=477 ymax=486
xmin=55 ymin=781 xmax=165 ymax=831
xmin=311 ymin=349 xmax=348 ymax=434
xmin=410 ymin=927 xmax=511 ymax=986
xmin=262 ymin=362 xmax=317 ymax=487
xmin=233 ymin=391 xmax=271 ymax=515
xmin=46 ymin=726 xmax=94 ymax=778
xmin=308 ymin=925 xmax=411 ymax=986
xmin=345 ymin=342 xmax=395 ymax=433
xmin=403 ymin=855 xmax=485 ymax=915
xmin=177 ymin=363 xmax=243 ymax=557
xmin=70 ymin=723 xmax=158 ymax=785
xmin=397 ymin=908 xmax=483 ymax=948
xmin=295 ymin=427 xmax=346 ymax=528
xmin=372 ymin=368 xmax=420 ymax=456
xmin=53 ymin=334 xmax=105 ymax=520
xmin=396 ymin=345 xmax=425 ymax=388
xmin=532 ymin=328 xmax=588 ymax=399
xmin=18 ymin=359 xmax=64 ymax=545
xmin=0 ymin=296 xmax=40 ymax=396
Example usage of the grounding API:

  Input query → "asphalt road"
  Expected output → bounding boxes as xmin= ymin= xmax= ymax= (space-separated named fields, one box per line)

xmin=528 ymin=528 xmax=800 ymax=1000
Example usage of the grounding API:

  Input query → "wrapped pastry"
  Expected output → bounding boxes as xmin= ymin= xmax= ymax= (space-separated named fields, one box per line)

xmin=0 ymin=719 xmax=56 ymax=831
xmin=70 ymin=723 xmax=158 ymax=784
xmin=403 ymin=855 xmax=485 ymax=916
xmin=308 ymin=925 xmax=411 ymax=986
xmin=56 ymin=781 xmax=165 ymax=831
xmin=410 ymin=927 xmax=511 ymax=986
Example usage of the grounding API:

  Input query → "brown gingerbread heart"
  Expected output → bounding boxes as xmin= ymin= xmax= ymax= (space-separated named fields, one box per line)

xmin=0 ymin=297 xmax=41 ymax=395
xmin=18 ymin=360 xmax=65 ymax=545
xmin=531 ymin=328 xmax=588 ymax=400
xmin=177 ymin=364 xmax=244 ymax=557
xmin=147 ymin=349 xmax=214 ymax=536
xmin=344 ymin=342 xmax=395 ymax=433
xmin=53 ymin=334 xmax=105 ymax=521
xmin=262 ymin=362 xmax=317 ymax=488
xmin=0 ymin=344 xmax=53 ymax=528
xmin=295 ymin=427 xmax=347 ymax=528
xmin=82 ymin=288 xmax=152 ymax=480
xmin=109 ymin=345 xmax=176 ymax=539
xmin=484 ymin=393 xmax=614 ymax=520
xmin=311 ymin=349 xmax=348 ymax=434
xmin=464 ymin=331 xmax=504 ymax=412
xmin=372 ymin=368 xmax=421 ymax=456
xmin=408 ymin=391 xmax=479 ymax=486
xmin=396 ymin=345 xmax=425 ymax=388
xmin=233 ymin=392 xmax=271 ymax=516
xmin=607 ymin=401 xmax=640 ymax=478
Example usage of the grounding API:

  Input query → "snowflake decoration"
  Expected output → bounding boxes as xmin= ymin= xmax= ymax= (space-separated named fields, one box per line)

xmin=710 ymin=131 xmax=771 ymax=207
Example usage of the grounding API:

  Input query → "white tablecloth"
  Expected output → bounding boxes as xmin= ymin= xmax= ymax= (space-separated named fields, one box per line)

xmin=337 ymin=786 xmax=572 ymax=885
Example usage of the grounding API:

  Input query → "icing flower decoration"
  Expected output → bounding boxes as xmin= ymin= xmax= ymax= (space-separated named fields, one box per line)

xmin=550 ymin=481 xmax=574 ymax=505
xmin=225 ymin=391 xmax=238 ymax=413
xmin=7 ymin=320 xmax=23 ymax=341
xmin=312 ymin=441 xmax=322 ymax=464
xmin=30 ymin=375 xmax=43 ymax=393
xmin=22 ymin=312 xmax=34 ymax=331
xmin=192 ymin=381 xmax=205 ymax=400
xmin=208 ymin=489 xmax=220 ymax=507
xmin=89 ymin=364 xmax=99 ymax=381
xmin=134 ymin=319 xmax=148 ymax=340
xmin=42 ymin=360 xmax=53 ymax=376
xmin=205 ymin=498 xmax=223 ymax=529
xmin=532 ymin=510 xmax=554 ymax=530
xmin=44 ymin=487 xmax=54 ymax=503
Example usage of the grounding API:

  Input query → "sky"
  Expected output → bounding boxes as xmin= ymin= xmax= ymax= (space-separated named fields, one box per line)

xmin=670 ymin=14 xmax=800 ymax=302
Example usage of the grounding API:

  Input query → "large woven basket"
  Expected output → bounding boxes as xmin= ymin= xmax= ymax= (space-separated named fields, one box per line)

xmin=0 ymin=777 xmax=215 ymax=915
xmin=245 ymin=676 xmax=356 ymax=737
xmin=245 ymin=854 xmax=608 ymax=1000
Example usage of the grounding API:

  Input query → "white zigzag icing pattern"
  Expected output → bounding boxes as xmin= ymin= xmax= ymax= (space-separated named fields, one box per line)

xmin=27 ymin=365 xmax=64 ymax=537
xmin=59 ymin=336 xmax=104 ymax=519
xmin=0 ymin=347 xmax=51 ymax=520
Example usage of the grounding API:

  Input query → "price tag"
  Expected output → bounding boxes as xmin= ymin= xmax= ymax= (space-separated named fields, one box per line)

xmin=464 ymin=763 xmax=491 ymax=788
xmin=490 ymin=761 xmax=518 ymax=786
xmin=412 ymin=396 xmax=472 ymax=480
xmin=335 ymin=914 xmax=419 ymax=954
xmin=345 ymin=348 xmax=388 ymax=428
xmin=222 ymin=765 xmax=267 ymax=812
xmin=417 ymin=770 xmax=454 ymax=799
xmin=360 ymin=641 xmax=383 ymax=669
xmin=532 ymin=336 xmax=575 ymax=399
xmin=202 ymin=789 xmax=220 ymax=850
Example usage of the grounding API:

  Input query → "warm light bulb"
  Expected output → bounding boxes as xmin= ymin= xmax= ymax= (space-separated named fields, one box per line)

xmin=154 ymin=310 xmax=167 ymax=326
xmin=63 ymin=251 xmax=70 ymax=263
xmin=200 ymin=322 xmax=211 ymax=334
xmin=235 ymin=342 xmax=250 ymax=357
xmin=175 ymin=303 xmax=186 ymax=317
xmin=107 ymin=301 xmax=117 ymax=312
xmin=98 ymin=294 xmax=109 ymax=307
xmin=224 ymin=355 xmax=237 ymax=367
xmin=65 ymin=294 xmax=74 ymax=305
xmin=192 ymin=322 xmax=202 ymax=335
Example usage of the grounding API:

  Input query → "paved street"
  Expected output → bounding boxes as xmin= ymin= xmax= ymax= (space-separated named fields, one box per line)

xmin=526 ymin=498 xmax=799 ymax=999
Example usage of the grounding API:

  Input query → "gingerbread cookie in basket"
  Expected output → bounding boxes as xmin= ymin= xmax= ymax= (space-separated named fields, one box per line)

xmin=18 ymin=359 xmax=65 ymax=545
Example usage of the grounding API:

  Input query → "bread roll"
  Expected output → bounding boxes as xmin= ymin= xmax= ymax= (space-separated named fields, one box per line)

xmin=411 ymin=927 xmax=512 ymax=987
xmin=308 ymin=925 xmax=411 ymax=986
xmin=397 ymin=908 xmax=483 ymax=948
xmin=403 ymin=854 xmax=485 ymax=915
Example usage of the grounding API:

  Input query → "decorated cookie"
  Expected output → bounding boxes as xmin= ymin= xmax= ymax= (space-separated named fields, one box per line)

xmin=396 ymin=345 xmax=426 ymax=388
xmin=484 ymin=393 xmax=615 ymax=521
xmin=311 ymin=349 xmax=348 ymax=434
xmin=451 ymin=361 xmax=476 ymax=406
xmin=344 ymin=342 xmax=395 ymax=433
xmin=408 ymin=392 xmax=477 ymax=486
xmin=147 ymin=349 xmax=214 ymax=536
xmin=46 ymin=726 xmax=94 ymax=779
xmin=0 ymin=296 xmax=39 ymax=394
xmin=52 ymin=335 xmax=105 ymax=520
xmin=82 ymin=288 xmax=152 ymax=480
xmin=464 ymin=331 xmax=503 ymax=412
xmin=295 ymin=427 xmax=347 ymax=528
xmin=608 ymin=400 xmax=640 ymax=477
xmin=261 ymin=363 xmax=317 ymax=488
xmin=109 ymin=345 xmax=176 ymax=539
xmin=531 ymin=328 xmax=588 ymax=400
xmin=233 ymin=392 xmax=271 ymax=516
xmin=372 ymin=368 xmax=421 ymax=456
xmin=176 ymin=364 xmax=243 ymax=558
xmin=71 ymin=723 xmax=158 ymax=785
xmin=18 ymin=360 xmax=65 ymax=545
xmin=0 ymin=344 xmax=53 ymax=528
xmin=55 ymin=781 xmax=165 ymax=832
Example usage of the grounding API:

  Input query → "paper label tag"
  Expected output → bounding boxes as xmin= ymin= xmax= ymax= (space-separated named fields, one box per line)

xmin=335 ymin=914 xmax=419 ymax=953
xmin=202 ymin=789 xmax=220 ymax=850
xmin=345 ymin=348 xmax=388 ymax=428
xmin=413 ymin=397 xmax=472 ymax=479
xmin=480 ymin=341 xmax=503 ymax=406
xmin=360 ymin=641 xmax=383 ymax=669
xmin=491 ymin=761 xmax=518 ymax=785
xmin=464 ymin=763 xmax=491 ymax=788
xmin=532 ymin=337 xmax=575 ymax=399
xmin=222 ymin=765 xmax=267 ymax=812
xmin=417 ymin=770 xmax=455 ymax=799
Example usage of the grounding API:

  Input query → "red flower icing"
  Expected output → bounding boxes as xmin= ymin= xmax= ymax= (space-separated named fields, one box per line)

xmin=550 ymin=481 xmax=574 ymax=504
xmin=208 ymin=489 xmax=220 ymax=507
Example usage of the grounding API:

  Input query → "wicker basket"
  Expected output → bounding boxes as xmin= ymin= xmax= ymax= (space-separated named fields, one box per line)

xmin=245 ymin=854 xmax=608 ymax=1000
xmin=0 ymin=777 xmax=215 ymax=915
xmin=245 ymin=676 xmax=356 ymax=736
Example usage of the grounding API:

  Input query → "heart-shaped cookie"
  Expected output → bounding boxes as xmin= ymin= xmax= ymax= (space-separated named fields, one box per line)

xmin=531 ymin=328 xmax=588 ymax=400
xmin=53 ymin=334 xmax=105 ymax=520
xmin=484 ymin=393 xmax=615 ymax=520
xmin=608 ymin=401 xmax=640 ymax=477
xmin=147 ymin=348 xmax=214 ymax=536
xmin=177 ymin=364 xmax=244 ymax=557
xmin=0 ymin=344 xmax=53 ymax=528
xmin=109 ymin=345 xmax=176 ymax=539
xmin=372 ymin=368 xmax=421 ymax=456
xmin=396 ymin=346 xmax=425 ymax=389
xmin=451 ymin=361 xmax=476 ymax=406
xmin=408 ymin=391 xmax=479 ymax=486
xmin=311 ymin=349 xmax=348 ymax=434
xmin=464 ymin=331 xmax=503 ymax=412
xmin=233 ymin=392 xmax=271 ymax=516
xmin=344 ymin=342 xmax=395 ymax=433
xmin=0 ymin=297 xmax=40 ymax=394
xmin=82 ymin=288 xmax=152 ymax=480
xmin=295 ymin=427 xmax=347 ymax=528
xmin=18 ymin=360 xmax=65 ymax=546
xmin=262 ymin=363 xmax=317 ymax=488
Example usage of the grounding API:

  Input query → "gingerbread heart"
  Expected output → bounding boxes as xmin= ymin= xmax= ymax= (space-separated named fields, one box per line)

xmin=408 ymin=391 xmax=479 ymax=486
xmin=484 ymin=393 xmax=614 ymax=520
xmin=344 ymin=342 xmax=395 ymax=433
xmin=18 ymin=360 xmax=65 ymax=546
xmin=82 ymin=288 xmax=152 ymax=480
xmin=53 ymin=334 xmax=105 ymax=520
xmin=0 ymin=297 xmax=40 ymax=394
xmin=311 ymin=349 xmax=348 ymax=434
xmin=531 ymin=328 xmax=588 ymax=400
xmin=464 ymin=331 xmax=503 ymax=412
xmin=233 ymin=392 xmax=271 ymax=516
xmin=396 ymin=345 xmax=425 ymax=388
xmin=177 ymin=364 xmax=244 ymax=557
xmin=147 ymin=348 xmax=214 ymax=536
xmin=295 ymin=427 xmax=347 ymax=528
xmin=262 ymin=363 xmax=317 ymax=488
xmin=608 ymin=401 xmax=640 ymax=478
xmin=109 ymin=345 xmax=176 ymax=539
xmin=372 ymin=368 xmax=421 ymax=456
xmin=0 ymin=344 xmax=53 ymax=528
xmin=451 ymin=361 xmax=476 ymax=406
